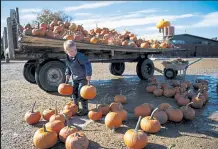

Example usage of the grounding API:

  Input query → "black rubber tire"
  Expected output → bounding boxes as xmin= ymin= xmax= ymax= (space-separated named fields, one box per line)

xmin=136 ymin=58 xmax=154 ymax=80
xmin=23 ymin=60 xmax=37 ymax=84
xmin=109 ymin=63 xmax=125 ymax=76
xmin=35 ymin=60 xmax=66 ymax=92
xmin=164 ymin=68 xmax=176 ymax=79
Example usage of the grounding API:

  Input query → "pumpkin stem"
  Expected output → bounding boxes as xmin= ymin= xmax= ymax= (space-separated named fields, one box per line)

xmin=135 ymin=116 xmax=142 ymax=132
xmin=186 ymin=102 xmax=194 ymax=110
xmin=150 ymin=108 xmax=159 ymax=120
xmin=63 ymin=114 xmax=70 ymax=127
xmin=196 ymin=92 xmax=201 ymax=98
xmin=31 ymin=101 xmax=36 ymax=113
xmin=43 ymin=124 xmax=47 ymax=132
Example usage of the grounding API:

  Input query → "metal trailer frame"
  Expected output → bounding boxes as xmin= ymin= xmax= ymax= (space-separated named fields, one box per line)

xmin=2 ymin=7 xmax=188 ymax=92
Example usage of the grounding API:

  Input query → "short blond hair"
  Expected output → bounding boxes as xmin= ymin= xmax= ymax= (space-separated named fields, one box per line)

xmin=63 ymin=40 xmax=77 ymax=52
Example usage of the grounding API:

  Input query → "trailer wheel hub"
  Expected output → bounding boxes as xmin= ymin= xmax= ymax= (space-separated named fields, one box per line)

xmin=47 ymin=68 xmax=63 ymax=84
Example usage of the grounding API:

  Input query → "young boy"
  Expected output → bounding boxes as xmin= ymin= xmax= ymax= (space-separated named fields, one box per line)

xmin=63 ymin=40 xmax=92 ymax=116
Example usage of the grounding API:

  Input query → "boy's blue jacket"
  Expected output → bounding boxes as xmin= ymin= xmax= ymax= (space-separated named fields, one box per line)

xmin=65 ymin=52 xmax=92 ymax=81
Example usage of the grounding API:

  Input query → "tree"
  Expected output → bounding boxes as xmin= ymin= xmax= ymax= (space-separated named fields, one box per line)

xmin=32 ymin=9 xmax=73 ymax=25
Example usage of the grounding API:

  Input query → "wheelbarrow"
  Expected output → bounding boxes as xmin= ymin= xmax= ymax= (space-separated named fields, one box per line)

xmin=154 ymin=58 xmax=203 ymax=79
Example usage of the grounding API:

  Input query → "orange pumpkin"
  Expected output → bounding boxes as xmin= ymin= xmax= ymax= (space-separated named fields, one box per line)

xmin=140 ymin=42 xmax=149 ymax=48
xmin=165 ymin=107 xmax=183 ymax=122
xmin=123 ymin=116 xmax=148 ymax=149
xmin=151 ymin=43 xmax=159 ymax=49
xmin=45 ymin=120 xmax=65 ymax=134
xmin=122 ymin=40 xmax=128 ymax=46
xmin=63 ymin=102 xmax=78 ymax=116
xmin=153 ymin=88 xmax=164 ymax=97
xmin=61 ymin=108 xmax=73 ymax=119
xmin=146 ymin=85 xmax=157 ymax=93
xmin=105 ymin=112 xmax=122 ymax=129
xmin=88 ymin=104 xmax=103 ymax=121
xmin=58 ymin=83 xmax=73 ymax=95
xmin=110 ymin=102 xmax=123 ymax=112
xmin=90 ymin=37 xmax=99 ymax=44
xmin=33 ymin=125 xmax=58 ymax=149
xmin=158 ymin=103 xmax=172 ymax=111
xmin=191 ymin=93 xmax=204 ymax=109
xmin=42 ymin=108 xmax=55 ymax=121
xmin=49 ymin=102 xmax=65 ymax=123
xmin=65 ymin=132 xmax=89 ymax=149
xmin=63 ymin=35 xmax=74 ymax=40
xmin=114 ymin=93 xmax=127 ymax=104
xmin=134 ymin=103 xmax=153 ymax=117
xmin=80 ymin=84 xmax=97 ymax=100
xmin=24 ymin=101 xmax=41 ymax=125
xmin=114 ymin=104 xmax=128 ymax=121
xmin=159 ymin=42 xmax=167 ymax=49
xmin=23 ymin=28 xmax=33 ymax=36
xmin=140 ymin=108 xmax=161 ymax=133
xmin=153 ymin=109 xmax=168 ymax=124
xmin=59 ymin=119 xmax=78 ymax=143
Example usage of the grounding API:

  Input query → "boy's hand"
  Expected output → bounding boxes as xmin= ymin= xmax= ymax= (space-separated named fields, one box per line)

xmin=86 ymin=76 xmax=91 ymax=82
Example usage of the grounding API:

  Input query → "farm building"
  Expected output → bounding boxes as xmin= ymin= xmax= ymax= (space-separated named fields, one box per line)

xmin=168 ymin=34 xmax=218 ymax=57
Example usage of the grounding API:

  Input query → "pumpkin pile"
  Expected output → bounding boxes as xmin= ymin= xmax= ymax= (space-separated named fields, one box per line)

xmin=20 ymin=20 xmax=173 ymax=49
xmin=25 ymin=101 xmax=90 ymax=149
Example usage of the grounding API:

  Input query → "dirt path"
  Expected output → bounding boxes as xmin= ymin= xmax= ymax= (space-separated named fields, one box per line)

xmin=1 ymin=58 xmax=218 ymax=149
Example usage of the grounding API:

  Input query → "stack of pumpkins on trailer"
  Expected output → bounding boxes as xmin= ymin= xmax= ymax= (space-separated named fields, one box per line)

xmin=20 ymin=20 xmax=174 ymax=49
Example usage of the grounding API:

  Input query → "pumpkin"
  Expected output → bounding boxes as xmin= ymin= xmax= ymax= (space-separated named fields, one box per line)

xmin=180 ymin=102 xmax=195 ymax=120
xmin=58 ymin=83 xmax=73 ymax=95
xmin=63 ymin=34 xmax=74 ymax=40
xmin=59 ymin=118 xmax=78 ymax=143
xmin=134 ymin=103 xmax=153 ymax=117
xmin=122 ymin=40 xmax=128 ymax=46
xmin=76 ymin=24 xmax=84 ymax=31
xmin=187 ymin=90 xmax=195 ymax=99
xmin=32 ymin=29 xmax=41 ymax=36
xmin=176 ymin=94 xmax=190 ymax=106
xmin=98 ymin=104 xmax=110 ymax=116
xmin=151 ymin=43 xmax=159 ymax=49
xmin=103 ymin=34 xmax=112 ymax=40
xmin=105 ymin=112 xmax=122 ymax=129
xmin=140 ymin=42 xmax=149 ymax=48
xmin=123 ymin=116 xmax=148 ymax=149
xmin=49 ymin=102 xmax=65 ymax=123
xmin=156 ymin=19 xmax=166 ymax=29
xmin=61 ymin=108 xmax=73 ymax=119
xmin=184 ymin=81 xmax=191 ymax=88
xmin=24 ymin=101 xmax=41 ymax=125
xmin=153 ymin=88 xmax=164 ymax=97
xmin=140 ymin=108 xmax=161 ymax=133
xmin=65 ymin=131 xmax=89 ymax=149
xmin=172 ymin=80 xmax=180 ymax=87
xmin=153 ymin=109 xmax=168 ymax=124
xmin=88 ymin=104 xmax=102 ymax=121
xmin=161 ymin=83 xmax=168 ymax=90
xmin=33 ymin=125 xmax=58 ymax=149
xmin=69 ymin=23 xmax=77 ymax=32
xmin=136 ymin=39 xmax=143 ymax=47
xmin=159 ymin=42 xmax=167 ymax=49
xmin=130 ymin=36 xmax=137 ymax=41
xmin=114 ymin=104 xmax=128 ymax=121
xmin=63 ymin=102 xmax=78 ymax=116
xmin=45 ymin=29 xmax=54 ymax=38
xmin=191 ymin=93 xmax=204 ymax=109
xmin=54 ymin=33 xmax=62 ymax=39
xmin=23 ymin=29 xmax=33 ymax=36
xmin=146 ymin=85 xmax=157 ymax=93
xmin=94 ymin=27 xmax=102 ymax=34
xmin=110 ymin=102 xmax=123 ymax=112
xmin=40 ymin=23 xmax=47 ymax=29
xmin=90 ymin=37 xmax=99 ymax=44
xmin=114 ymin=91 xmax=127 ymax=104
xmin=84 ymin=37 xmax=91 ymax=43
xmin=181 ymin=83 xmax=188 ymax=91
xmin=163 ymin=87 xmax=176 ymax=98
xmin=42 ymin=108 xmax=55 ymax=121
xmin=64 ymin=22 xmax=71 ymax=28
xmin=24 ymin=23 xmax=31 ymax=29
xmin=50 ymin=20 xmax=58 ymax=27
xmin=158 ymin=103 xmax=172 ymax=111
xmin=165 ymin=107 xmax=183 ymax=122
xmin=45 ymin=120 xmax=65 ymax=134
xmin=80 ymin=83 xmax=97 ymax=100
xmin=54 ymin=26 xmax=64 ymax=33
xmin=193 ymin=83 xmax=203 ymax=90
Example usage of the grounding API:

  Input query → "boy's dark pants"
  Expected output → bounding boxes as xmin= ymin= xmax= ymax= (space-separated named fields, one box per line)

xmin=72 ymin=79 xmax=88 ymax=111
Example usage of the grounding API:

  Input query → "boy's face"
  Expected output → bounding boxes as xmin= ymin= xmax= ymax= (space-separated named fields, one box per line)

xmin=66 ymin=46 xmax=77 ymax=57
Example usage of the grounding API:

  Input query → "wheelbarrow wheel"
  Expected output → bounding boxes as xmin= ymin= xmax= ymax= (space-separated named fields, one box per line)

xmin=164 ymin=68 xmax=176 ymax=79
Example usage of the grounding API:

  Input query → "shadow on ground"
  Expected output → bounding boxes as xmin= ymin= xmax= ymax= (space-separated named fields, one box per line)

xmin=49 ymin=74 xmax=218 ymax=138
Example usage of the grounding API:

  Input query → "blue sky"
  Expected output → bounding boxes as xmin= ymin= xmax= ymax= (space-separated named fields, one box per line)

xmin=1 ymin=1 xmax=218 ymax=39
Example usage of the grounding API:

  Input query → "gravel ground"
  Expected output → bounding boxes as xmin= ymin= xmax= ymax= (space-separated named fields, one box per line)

xmin=1 ymin=58 xmax=218 ymax=149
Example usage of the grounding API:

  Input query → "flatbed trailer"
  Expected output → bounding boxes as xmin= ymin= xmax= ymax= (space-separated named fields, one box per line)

xmin=2 ymin=7 xmax=187 ymax=92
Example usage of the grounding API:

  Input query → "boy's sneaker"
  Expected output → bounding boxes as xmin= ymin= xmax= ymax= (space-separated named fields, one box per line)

xmin=77 ymin=109 xmax=89 ymax=116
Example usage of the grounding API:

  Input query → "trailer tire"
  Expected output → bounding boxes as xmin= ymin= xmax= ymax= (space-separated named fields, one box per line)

xmin=136 ymin=58 xmax=154 ymax=80
xmin=164 ymin=68 xmax=176 ymax=79
xmin=23 ymin=60 xmax=37 ymax=84
xmin=109 ymin=63 xmax=125 ymax=76
xmin=35 ymin=60 xmax=66 ymax=92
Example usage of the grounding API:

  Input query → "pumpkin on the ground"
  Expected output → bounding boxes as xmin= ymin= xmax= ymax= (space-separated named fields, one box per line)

xmin=88 ymin=103 xmax=103 ymax=121
xmin=146 ymin=85 xmax=157 ymax=93
xmin=42 ymin=108 xmax=55 ymax=121
xmin=191 ymin=93 xmax=204 ymax=109
xmin=59 ymin=118 xmax=78 ymax=143
xmin=165 ymin=107 xmax=183 ymax=122
xmin=158 ymin=103 xmax=172 ymax=111
xmin=49 ymin=102 xmax=65 ymax=123
xmin=24 ymin=101 xmax=41 ymax=125
xmin=110 ymin=102 xmax=123 ymax=112
xmin=105 ymin=112 xmax=122 ymax=129
xmin=180 ymin=102 xmax=195 ymax=120
xmin=114 ymin=93 xmax=127 ymax=104
xmin=65 ymin=131 xmax=89 ymax=149
xmin=134 ymin=103 xmax=153 ymax=117
xmin=140 ymin=108 xmax=161 ymax=133
xmin=33 ymin=125 xmax=58 ymax=149
xmin=152 ymin=109 xmax=168 ymax=124
xmin=114 ymin=104 xmax=128 ymax=121
xmin=123 ymin=116 xmax=148 ymax=149
xmin=63 ymin=102 xmax=78 ymax=116
xmin=45 ymin=120 xmax=65 ymax=134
